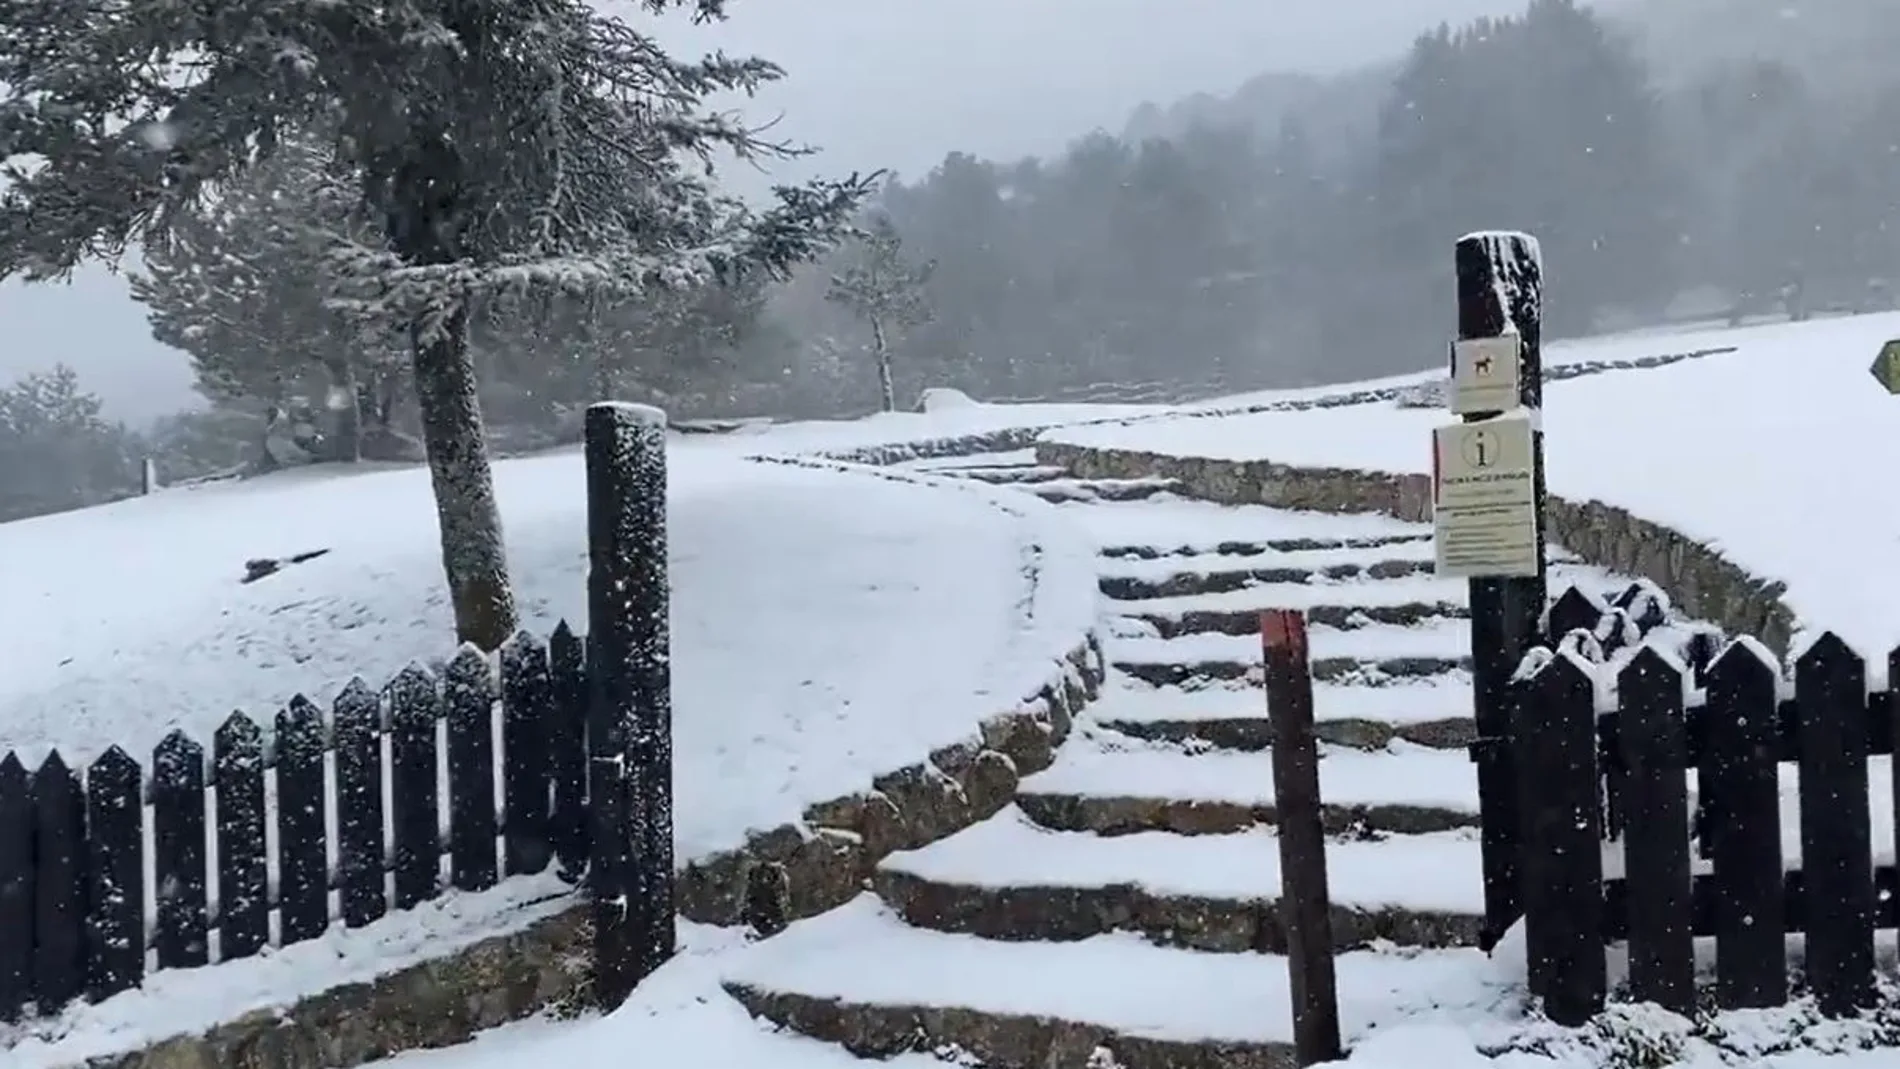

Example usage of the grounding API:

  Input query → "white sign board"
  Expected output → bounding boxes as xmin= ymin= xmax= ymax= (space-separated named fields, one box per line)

xmin=1449 ymin=335 xmax=1522 ymax=415
xmin=1432 ymin=414 xmax=1539 ymax=578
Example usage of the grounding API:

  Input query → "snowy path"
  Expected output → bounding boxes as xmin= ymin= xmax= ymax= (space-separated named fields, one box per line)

xmin=336 ymin=436 xmax=1900 ymax=1069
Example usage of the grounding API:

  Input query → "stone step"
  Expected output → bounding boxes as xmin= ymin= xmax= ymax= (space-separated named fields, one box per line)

xmin=1117 ymin=576 xmax=1470 ymax=638
xmin=1099 ymin=537 xmax=1436 ymax=580
xmin=1098 ymin=556 xmax=1436 ymax=601
xmin=874 ymin=807 xmax=1485 ymax=953
xmin=1095 ymin=545 xmax=1599 ymax=603
xmin=954 ymin=465 xmax=1071 ymax=484
xmin=1099 ymin=532 xmax=1432 ymax=561
xmin=722 ymin=895 xmax=1508 ymax=1069
xmin=1090 ymin=677 xmax=1477 ymax=751
xmin=1056 ymin=498 xmax=1429 ymax=557
xmin=1033 ymin=477 xmax=1182 ymax=503
xmin=1016 ymin=737 xmax=1478 ymax=836
xmin=1107 ymin=619 xmax=1470 ymax=688
xmin=905 ymin=449 xmax=1040 ymax=471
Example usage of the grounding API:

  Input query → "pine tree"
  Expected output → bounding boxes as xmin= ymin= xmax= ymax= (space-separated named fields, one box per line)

xmin=826 ymin=215 xmax=934 ymax=412
xmin=128 ymin=135 xmax=406 ymax=462
xmin=0 ymin=0 xmax=872 ymax=648
xmin=0 ymin=366 xmax=138 ymax=521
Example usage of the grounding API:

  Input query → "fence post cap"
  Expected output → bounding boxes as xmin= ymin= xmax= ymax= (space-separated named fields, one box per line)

xmin=586 ymin=401 xmax=669 ymax=429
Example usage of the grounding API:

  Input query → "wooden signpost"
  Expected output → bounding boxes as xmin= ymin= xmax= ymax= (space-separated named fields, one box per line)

xmin=1440 ymin=232 xmax=1550 ymax=953
xmin=1261 ymin=609 xmax=1342 ymax=1068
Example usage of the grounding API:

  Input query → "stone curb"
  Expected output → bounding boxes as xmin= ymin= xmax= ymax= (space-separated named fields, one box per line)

xmin=78 ymin=906 xmax=595 ymax=1069
xmin=1013 ymin=791 xmax=1479 ymax=838
xmin=722 ymin=983 xmax=1297 ymax=1069
xmin=871 ymin=867 xmax=1484 ymax=953
xmin=1096 ymin=714 xmax=1478 ymax=753
xmin=1037 ymin=441 xmax=1797 ymax=654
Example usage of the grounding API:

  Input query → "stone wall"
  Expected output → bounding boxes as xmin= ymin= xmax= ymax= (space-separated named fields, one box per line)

xmin=677 ymin=639 xmax=1104 ymax=925
xmin=87 ymin=907 xmax=594 ymax=1069
xmin=819 ymin=342 xmax=1741 ymax=469
xmin=1038 ymin=441 xmax=1797 ymax=653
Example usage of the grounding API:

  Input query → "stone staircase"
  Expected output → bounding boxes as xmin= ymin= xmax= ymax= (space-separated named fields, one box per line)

xmin=714 ymin=450 xmax=1632 ymax=1069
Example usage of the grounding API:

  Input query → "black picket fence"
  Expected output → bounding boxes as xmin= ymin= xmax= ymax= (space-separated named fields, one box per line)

xmin=0 ymin=624 xmax=605 ymax=1023
xmin=1514 ymin=594 xmax=1900 ymax=1026
xmin=0 ymin=402 xmax=676 ymax=1029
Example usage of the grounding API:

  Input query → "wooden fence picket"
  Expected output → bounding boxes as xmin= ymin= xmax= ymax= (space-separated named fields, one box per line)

xmin=1700 ymin=641 xmax=1785 ymax=1008
xmin=0 ymin=754 xmax=32 ymax=1020
xmin=276 ymin=697 xmax=329 ymax=946
xmin=549 ymin=622 xmax=589 ymax=878
xmin=84 ymin=747 xmax=143 ymax=1001
xmin=388 ymin=664 xmax=442 ymax=911
xmin=333 ymin=678 xmax=386 ymax=929
xmin=151 ymin=730 xmax=209 ymax=969
xmin=33 ymin=752 xmax=85 ymax=1011
xmin=1513 ymin=653 xmax=1604 ymax=1025
xmin=446 ymin=647 xmax=499 ymax=894
xmin=501 ymin=632 xmax=554 ymax=877
xmin=0 ymin=616 xmax=659 ymax=1022
xmin=214 ymin=713 xmax=269 ymax=962
xmin=1793 ymin=634 xmax=1875 ymax=1016
xmin=1615 ymin=648 xmax=1693 ymax=1015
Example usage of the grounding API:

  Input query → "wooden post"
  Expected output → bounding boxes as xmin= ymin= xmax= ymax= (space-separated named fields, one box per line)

xmin=140 ymin=457 xmax=157 ymax=495
xmin=1454 ymin=231 xmax=1548 ymax=950
xmin=1517 ymin=654 xmax=1605 ymax=1024
xmin=1261 ymin=609 xmax=1341 ymax=1067
xmin=583 ymin=401 xmax=675 ymax=1008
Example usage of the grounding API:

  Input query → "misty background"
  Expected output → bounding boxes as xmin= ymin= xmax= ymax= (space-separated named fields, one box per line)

xmin=5 ymin=0 xmax=1897 ymax=523
xmin=0 ymin=0 xmax=1612 ymax=420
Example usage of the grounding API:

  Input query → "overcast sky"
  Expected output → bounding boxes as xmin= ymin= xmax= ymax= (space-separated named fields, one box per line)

xmin=0 ymin=0 xmax=1550 ymax=422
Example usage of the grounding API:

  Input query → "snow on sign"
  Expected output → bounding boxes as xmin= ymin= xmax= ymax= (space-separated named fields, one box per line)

xmin=1432 ymin=413 xmax=1539 ymax=578
xmin=1870 ymin=339 xmax=1900 ymax=394
xmin=1449 ymin=335 xmax=1522 ymax=415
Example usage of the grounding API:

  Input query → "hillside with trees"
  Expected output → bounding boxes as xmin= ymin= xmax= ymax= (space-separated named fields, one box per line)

xmin=6 ymin=0 xmax=1898 ymax=533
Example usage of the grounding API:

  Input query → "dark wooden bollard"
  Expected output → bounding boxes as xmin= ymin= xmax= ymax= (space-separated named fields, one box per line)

xmin=1453 ymin=230 xmax=1549 ymax=951
xmin=1262 ymin=609 xmax=1341 ymax=1067
xmin=583 ymin=401 xmax=675 ymax=1009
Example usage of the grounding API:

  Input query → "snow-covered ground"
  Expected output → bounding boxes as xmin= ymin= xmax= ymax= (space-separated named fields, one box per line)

xmin=1048 ymin=312 xmax=1900 ymax=657
xmin=0 ymin=416 xmax=1097 ymax=862
xmin=16 ymin=312 xmax=1900 ymax=1069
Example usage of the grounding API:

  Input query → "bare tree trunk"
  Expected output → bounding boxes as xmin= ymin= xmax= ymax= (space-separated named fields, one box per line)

xmin=871 ymin=317 xmax=896 ymax=413
xmin=411 ymin=303 xmax=519 ymax=650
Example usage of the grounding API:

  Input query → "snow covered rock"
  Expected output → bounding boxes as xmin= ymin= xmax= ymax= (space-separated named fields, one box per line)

xmin=917 ymin=386 xmax=979 ymax=413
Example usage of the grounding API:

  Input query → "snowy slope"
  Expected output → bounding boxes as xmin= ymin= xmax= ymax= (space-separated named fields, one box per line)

xmin=0 ymin=420 xmax=1098 ymax=861
xmin=1047 ymin=312 xmax=1900 ymax=654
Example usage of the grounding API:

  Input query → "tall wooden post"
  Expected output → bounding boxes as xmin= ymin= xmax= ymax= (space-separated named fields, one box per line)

xmin=583 ymin=401 xmax=675 ymax=1008
xmin=1262 ymin=609 xmax=1342 ymax=1066
xmin=1454 ymin=231 xmax=1548 ymax=950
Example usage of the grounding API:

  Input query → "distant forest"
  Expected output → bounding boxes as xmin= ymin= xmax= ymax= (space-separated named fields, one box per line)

xmin=7 ymin=0 xmax=1899 ymax=523
xmin=781 ymin=0 xmax=1900 ymax=408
